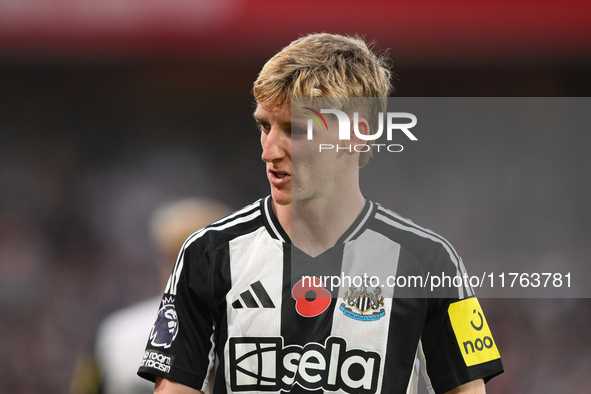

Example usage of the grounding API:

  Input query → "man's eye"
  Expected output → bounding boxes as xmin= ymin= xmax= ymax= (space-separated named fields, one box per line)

xmin=257 ymin=123 xmax=270 ymax=133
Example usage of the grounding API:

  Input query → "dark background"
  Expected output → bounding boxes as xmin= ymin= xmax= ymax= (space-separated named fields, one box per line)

xmin=0 ymin=1 xmax=590 ymax=393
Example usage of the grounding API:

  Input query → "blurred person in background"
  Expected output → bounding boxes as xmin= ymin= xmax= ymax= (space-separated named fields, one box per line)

xmin=70 ymin=198 xmax=231 ymax=394
xmin=137 ymin=33 xmax=503 ymax=394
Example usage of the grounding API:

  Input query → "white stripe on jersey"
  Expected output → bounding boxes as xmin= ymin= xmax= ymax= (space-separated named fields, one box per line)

xmin=331 ymin=228 xmax=402 ymax=392
xmin=375 ymin=207 xmax=473 ymax=299
xmin=165 ymin=200 xmax=263 ymax=295
xmin=224 ymin=226 xmax=284 ymax=392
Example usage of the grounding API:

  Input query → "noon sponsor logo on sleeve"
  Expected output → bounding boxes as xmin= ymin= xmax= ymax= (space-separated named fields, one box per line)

xmin=448 ymin=297 xmax=501 ymax=366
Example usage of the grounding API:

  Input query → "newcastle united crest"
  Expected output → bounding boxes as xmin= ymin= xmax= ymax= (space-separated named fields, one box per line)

xmin=340 ymin=277 xmax=385 ymax=321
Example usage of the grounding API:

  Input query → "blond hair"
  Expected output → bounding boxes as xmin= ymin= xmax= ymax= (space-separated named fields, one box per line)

xmin=253 ymin=33 xmax=392 ymax=166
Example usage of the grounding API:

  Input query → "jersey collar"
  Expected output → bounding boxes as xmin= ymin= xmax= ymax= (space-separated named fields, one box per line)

xmin=261 ymin=196 xmax=290 ymax=243
xmin=261 ymin=196 xmax=375 ymax=246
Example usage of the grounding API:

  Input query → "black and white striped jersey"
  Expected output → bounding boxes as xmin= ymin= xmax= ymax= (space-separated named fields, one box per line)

xmin=138 ymin=196 xmax=503 ymax=394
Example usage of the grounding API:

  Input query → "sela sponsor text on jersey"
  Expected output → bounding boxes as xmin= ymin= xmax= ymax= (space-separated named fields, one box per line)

xmin=229 ymin=336 xmax=380 ymax=393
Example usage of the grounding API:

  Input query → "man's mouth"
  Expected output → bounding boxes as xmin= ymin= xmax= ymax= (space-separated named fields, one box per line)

xmin=269 ymin=169 xmax=290 ymax=185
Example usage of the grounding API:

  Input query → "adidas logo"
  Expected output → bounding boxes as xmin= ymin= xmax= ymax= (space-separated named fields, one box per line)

xmin=232 ymin=281 xmax=275 ymax=309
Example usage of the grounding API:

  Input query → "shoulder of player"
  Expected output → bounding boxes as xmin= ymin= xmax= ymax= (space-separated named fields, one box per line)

xmin=182 ymin=198 xmax=266 ymax=254
xmin=370 ymin=202 xmax=460 ymax=263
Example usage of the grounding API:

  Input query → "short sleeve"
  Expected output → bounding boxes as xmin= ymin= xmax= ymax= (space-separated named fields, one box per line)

xmin=137 ymin=239 xmax=217 ymax=392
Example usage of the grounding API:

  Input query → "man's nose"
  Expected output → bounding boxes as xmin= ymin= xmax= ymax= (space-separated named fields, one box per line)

xmin=261 ymin=128 xmax=286 ymax=163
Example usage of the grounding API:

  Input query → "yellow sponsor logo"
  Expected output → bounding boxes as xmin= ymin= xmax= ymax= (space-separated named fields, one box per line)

xmin=448 ymin=297 xmax=500 ymax=366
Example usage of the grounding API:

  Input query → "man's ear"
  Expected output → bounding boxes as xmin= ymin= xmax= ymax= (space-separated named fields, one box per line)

xmin=349 ymin=117 xmax=370 ymax=154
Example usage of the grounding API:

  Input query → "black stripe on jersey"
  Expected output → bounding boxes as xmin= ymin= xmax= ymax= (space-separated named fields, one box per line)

xmin=382 ymin=250 xmax=430 ymax=393
xmin=213 ymin=244 xmax=232 ymax=394
xmin=280 ymin=243 xmax=339 ymax=394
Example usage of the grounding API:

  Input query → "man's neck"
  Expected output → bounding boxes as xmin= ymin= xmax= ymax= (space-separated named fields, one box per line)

xmin=273 ymin=190 xmax=366 ymax=257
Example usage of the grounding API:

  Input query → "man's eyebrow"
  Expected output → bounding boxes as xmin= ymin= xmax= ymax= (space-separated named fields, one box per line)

xmin=253 ymin=112 xmax=264 ymax=121
xmin=253 ymin=113 xmax=271 ymax=127
xmin=253 ymin=113 xmax=293 ymax=129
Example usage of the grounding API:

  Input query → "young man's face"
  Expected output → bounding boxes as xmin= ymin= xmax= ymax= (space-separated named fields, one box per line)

xmin=254 ymin=102 xmax=356 ymax=207
xmin=255 ymin=103 xmax=292 ymax=206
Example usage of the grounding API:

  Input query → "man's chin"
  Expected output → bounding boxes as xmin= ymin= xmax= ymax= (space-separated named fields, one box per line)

xmin=271 ymin=190 xmax=291 ymax=206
